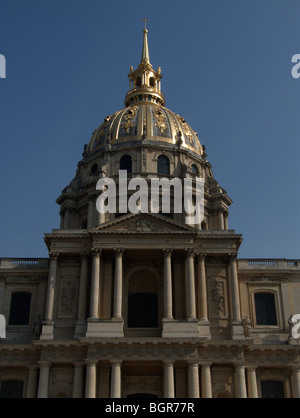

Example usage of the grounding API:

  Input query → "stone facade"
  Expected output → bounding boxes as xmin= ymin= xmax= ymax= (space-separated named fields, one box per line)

xmin=0 ymin=28 xmax=299 ymax=398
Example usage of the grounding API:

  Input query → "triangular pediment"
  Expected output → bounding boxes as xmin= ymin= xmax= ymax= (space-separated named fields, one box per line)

xmin=90 ymin=212 xmax=197 ymax=234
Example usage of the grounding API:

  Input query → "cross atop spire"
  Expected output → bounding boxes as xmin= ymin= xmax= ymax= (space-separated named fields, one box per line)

xmin=141 ymin=17 xmax=150 ymax=31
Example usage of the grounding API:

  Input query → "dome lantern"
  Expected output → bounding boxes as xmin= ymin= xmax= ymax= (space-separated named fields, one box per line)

xmin=125 ymin=23 xmax=165 ymax=107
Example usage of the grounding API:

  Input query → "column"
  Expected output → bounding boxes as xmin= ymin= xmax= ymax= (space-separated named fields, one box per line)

xmin=185 ymin=249 xmax=197 ymax=321
xmin=229 ymin=253 xmax=241 ymax=322
xmin=64 ymin=208 xmax=70 ymax=229
xmin=87 ymin=198 xmax=94 ymax=229
xmin=292 ymin=367 xmax=300 ymax=398
xmin=72 ymin=362 xmax=84 ymax=398
xmin=235 ymin=364 xmax=247 ymax=398
xmin=44 ymin=252 xmax=58 ymax=323
xmin=196 ymin=253 xmax=208 ymax=321
xmin=218 ymin=210 xmax=224 ymax=230
xmin=201 ymin=363 xmax=212 ymax=398
xmin=110 ymin=360 xmax=122 ymax=398
xmin=188 ymin=361 xmax=200 ymax=398
xmin=113 ymin=248 xmax=124 ymax=319
xmin=85 ymin=360 xmax=97 ymax=398
xmin=88 ymin=248 xmax=101 ymax=320
xmin=77 ymin=253 xmax=88 ymax=322
xmin=224 ymin=211 xmax=229 ymax=230
xmin=163 ymin=361 xmax=175 ymax=398
xmin=37 ymin=361 xmax=50 ymax=398
xmin=163 ymin=249 xmax=173 ymax=320
xmin=26 ymin=365 xmax=39 ymax=398
xmin=246 ymin=367 xmax=258 ymax=398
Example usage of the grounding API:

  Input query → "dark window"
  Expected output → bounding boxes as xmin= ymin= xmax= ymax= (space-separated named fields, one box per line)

xmin=9 ymin=292 xmax=31 ymax=325
xmin=91 ymin=163 xmax=98 ymax=175
xmin=261 ymin=381 xmax=284 ymax=398
xmin=136 ymin=77 xmax=141 ymax=87
xmin=120 ymin=155 xmax=132 ymax=173
xmin=128 ymin=293 xmax=158 ymax=328
xmin=149 ymin=77 xmax=155 ymax=87
xmin=157 ymin=155 xmax=170 ymax=175
xmin=254 ymin=293 xmax=277 ymax=325
xmin=191 ymin=164 xmax=199 ymax=176
xmin=81 ymin=219 xmax=88 ymax=229
xmin=0 ymin=381 xmax=24 ymax=398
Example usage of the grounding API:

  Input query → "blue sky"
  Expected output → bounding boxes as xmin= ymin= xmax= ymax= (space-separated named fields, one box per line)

xmin=0 ymin=0 xmax=299 ymax=259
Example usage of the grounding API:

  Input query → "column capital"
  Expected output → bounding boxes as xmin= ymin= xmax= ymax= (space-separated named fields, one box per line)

xmin=185 ymin=248 xmax=195 ymax=258
xmin=49 ymin=252 xmax=59 ymax=260
xmin=114 ymin=248 xmax=124 ymax=257
xmin=91 ymin=247 xmax=102 ymax=256
xmin=245 ymin=365 xmax=257 ymax=372
xmin=85 ymin=358 xmax=98 ymax=366
xmin=187 ymin=359 xmax=199 ymax=366
xmin=80 ymin=251 xmax=90 ymax=258
xmin=228 ymin=252 xmax=238 ymax=260
xmin=163 ymin=248 xmax=173 ymax=257
xmin=234 ymin=362 xmax=245 ymax=370
xmin=27 ymin=364 xmax=39 ymax=371
xmin=110 ymin=358 xmax=123 ymax=366
xmin=196 ymin=252 xmax=207 ymax=261
xmin=38 ymin=360 xmax=51 ymax=368
xmin=163 ymin=359 xmax=175 ymax=366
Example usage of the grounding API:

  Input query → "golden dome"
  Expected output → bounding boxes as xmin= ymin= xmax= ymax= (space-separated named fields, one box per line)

xmin=87 ymin=103 xmax=202 ymax=155
xmin=86 ymin=26 xmax=203 ymax=157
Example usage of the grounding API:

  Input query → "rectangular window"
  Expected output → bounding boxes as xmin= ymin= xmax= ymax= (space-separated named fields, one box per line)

xmin=261 ymin=380 xmax=284 ymax=398
xmin=254 ymin=293 xmax=277 ymax=325
xmin=9 ymin=292 xmax=31 ymax=325
xmin=0 ymin=381 xmax=24 ymax=398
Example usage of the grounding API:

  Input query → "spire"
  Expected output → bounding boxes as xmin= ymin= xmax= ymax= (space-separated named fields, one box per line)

xmin=125 ymin=21 xmax=165 ymax=107
xmin=141 ymin=18 xmax=150 ymax=63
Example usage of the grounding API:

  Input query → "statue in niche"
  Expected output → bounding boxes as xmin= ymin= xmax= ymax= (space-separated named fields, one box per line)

xmin=242 ymin=315 xmax=252 ymax=338
xmin=211 ymin=282 xmax=225 ymax=317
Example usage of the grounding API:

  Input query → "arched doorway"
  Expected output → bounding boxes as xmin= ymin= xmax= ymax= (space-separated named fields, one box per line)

xmin=128 ymin=293 xmax=158 ymax=328
xmin=124 ymin=267 xmax=162 ymax=336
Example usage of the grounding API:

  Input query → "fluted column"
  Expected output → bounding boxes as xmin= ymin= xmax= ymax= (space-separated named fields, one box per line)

xmin=110 ymin=360 xmax=122 ymax=398
xmin=113 ymin=248 xmax=124 ymax=319
xmin=44 ymin=252 xmax=59 ymax=323
xmin=77 ymin=253 xmax=88 ymax=322
xmin=64 ymin=208 xmax=70 ymax=229
xmin=88 ymin=248 xmax=101 ymax=320
xmin=235 ymin=364 xmax=247 ymax=398
xmin=229 ymin=253 xmax=241 ymax=322
xmin=185 ymin=249 xmax=197 ymax=321
xmin=188 ymin=361 xmax=200 ymax=398
xmin=87 ymin=198 xmax=94 ymax=229
xmin=26 ymin=365 xmax=39 ymax=398
xmin=292 ymin=367 xmax=300 ymax=398
xmin=72 ymin=362 xmax=84 ymax=398
xmin=196 ymin=253 xmax=208 ymax=321
xmin=85 ymin=360 xmax=97 ymax=398
xmin=163 ymin=249 xmax=173 ymax=320
xmin=37 ymin=361 xmax=50 ymax=398
xmin=201 ymin=363 xmax=212 ymax=398
xmin=218 ymin=210 xmax=224 ymax=230
xmin=246 ymin=367 xmax=258 ymax=398
xmin=163 ymin=361 xmax=175 ymax=398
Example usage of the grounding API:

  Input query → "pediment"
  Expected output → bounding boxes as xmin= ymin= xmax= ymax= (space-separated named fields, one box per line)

xmin=90 ymin=212 xmax=196 ymax=234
